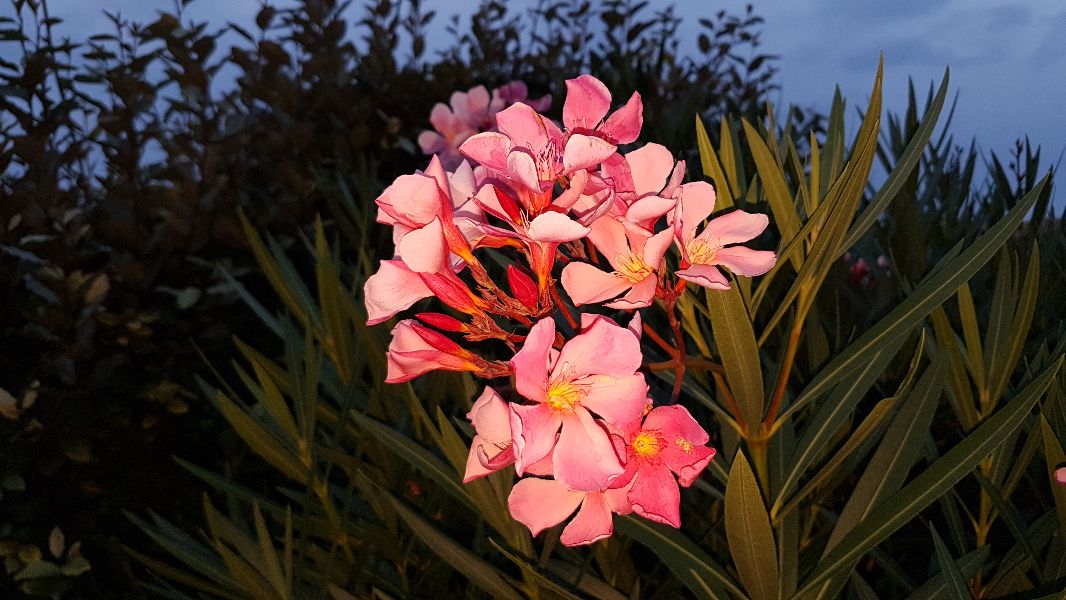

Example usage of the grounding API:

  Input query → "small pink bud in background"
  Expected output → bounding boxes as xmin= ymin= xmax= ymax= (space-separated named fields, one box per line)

xmin=1056 ymin=466 xmax=1066 ymax=486
xmin=507 ymin=265 xmax=539 ymax=312
xmin=876 ymin=255 xmax=890 ymax=269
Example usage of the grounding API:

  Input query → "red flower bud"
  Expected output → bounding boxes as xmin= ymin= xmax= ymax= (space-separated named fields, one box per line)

xmin=507 ymin=265 xmax=539 ymax=312
xmin=416 ymin=312 xmax=468 ymax=332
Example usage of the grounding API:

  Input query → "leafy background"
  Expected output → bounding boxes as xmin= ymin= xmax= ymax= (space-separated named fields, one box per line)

xmin=0 ymin=0 xmax=1063 ymax=598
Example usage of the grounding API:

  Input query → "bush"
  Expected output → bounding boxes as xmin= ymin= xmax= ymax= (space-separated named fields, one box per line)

xmin=0 ymin=0 xmax=779 ymax=596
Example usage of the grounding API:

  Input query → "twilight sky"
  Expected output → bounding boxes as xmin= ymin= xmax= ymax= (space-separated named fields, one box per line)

xmin=9 ymin=0 xmax=1065 ymax=178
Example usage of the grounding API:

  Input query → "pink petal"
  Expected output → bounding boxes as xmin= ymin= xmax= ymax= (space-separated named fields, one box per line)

xmin=629 ymin=463 xmax=682 ymax=527
xmin=526 ymin=211 xmax=591 ymax=243
xmin=463 ymin=436 xmax=512 ymax=482
xmin=561 ymin=262 xmax=632 ymax=306
xmin=551 ymin=169 xmax=590 ymax=211
xmin=508 ymin=477 xmax=583 ymax=537
xmin=602 ymin=152 xmax=635 ymax=199
xmin=397 ymin=218 xmax=447 ymax=274
xmin=587 ymin=216 xmax=631 ymax=270
xmin=605 ymin=483 xmax=633 ymax=514
xmin=429 ymin=102 xmax=453 ymax=133
xmin=625 ymin=195 xmax=677 ymax=226
xmin=714 ymin=246 xmax=777 ymax=276
xmin=577 ymin=373 xmax=649 ymax=426
xmin=601 ymin=91 xmax=643 ymax=144
xmin=560 ymin=492 xmax=614 ymax=546
xmin=563 ymin=74 xmax=611 ymax=131
xmin=642 ymin=405 xmax=709 ymax=444
xmin=468 ymin=387 xmax=512 ymax=443
xmin=509 ymin=403 xmax=562 ymax=475
xmin=563 ymin=134 xmax=617 ymax=173
xmin=418 ymin=130 xmax=445 ymax=155
xmin=466 ymin=85 xmax=490 ymax=112
xmin=662 ymin=160 xmax=686 ymax=197
xmin=511 ymin=317 xmax=555 ymax=403
xmin=641 ymin=406 xmax=715 ymax=485
xmin=641 ymin=228 xmax=674 ymax=268
xmin=556 ymin=317 xmax=643 ymax=378
xmin=495 ymin=102 xmax=548 ymax=151
xmin=506 ymin=150 xmax=542 ymax=192
xmin=676 ymin=264 xmax=730 ymax=290
xmin=625 ymin=143 xmax=673 ymax=197
xmin=672 ymin=181 xmax=718 ymax=244
xmin=364 ymin=259 xmax=433 ymax=325
xmin=702 ymin=210 xmax=770 ymax=245
xmin=459 ymin=132 xmax=512 ymax=172
xmin=554 ymin=409 xmax=624 ymax=491
xmin=1056 ymin=466 xmax=1066 ymax=486
xmin=669 ymin=445 xmax=715 ymax=488
xmin=604 ymin=275 xmax=657 ymax=310
xmin=376 ymin=174 xmax=443 ymax=228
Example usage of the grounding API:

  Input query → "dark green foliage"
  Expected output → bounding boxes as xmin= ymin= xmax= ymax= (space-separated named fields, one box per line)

xmin=0 ymin=0 xmax=777 ymax=596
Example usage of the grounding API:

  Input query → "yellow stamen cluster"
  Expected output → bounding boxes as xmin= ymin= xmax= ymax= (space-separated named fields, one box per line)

xmin=686 ymin=238 xmax=721 ymax=265
xmin=632 ymin=431 xmax=662 ymax=459
xmin=546 ymin=380 xmax=581 ymax=412
xmin=614 ymin=252 xmax=653 ymax=282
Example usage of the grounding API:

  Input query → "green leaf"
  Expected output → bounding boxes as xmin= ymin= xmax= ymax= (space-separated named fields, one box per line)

xmin=773 ymin=336 xmax=906 ymax=513
xmin=707 ymin=285 xmax=764 ymax=429
xmin=793 ymin=356 xmax=1061 ymax=596
xmin=211 ymin=391 xmax=309 ymax=483
xmin=725 ymin=450 xmax=779 ymax=600
xmin=905 ymin=548 xmax=988 ymax=600
xmin=777 ymin=172 xmax=1050 ymax=423
xmin=742 ymin=118 xmax=801 ymax=264
xmin=928 ymin=524 xmax=969 ymax=600
xmin=824 ymin=355 xmax=944 ymax=551
xmin=352 ymin=412 xmax=475 ymax=512
xmin=774 ymin=397 xmax=896 ymax=524
xmin=696 ymin=115 xmax=732 ymax=208
xmin=840 ymin=68 xmax=949 ymax=249
xmin=387 ymin=492 xmax=524 ymax=600
xmin=616 ymin=516 xmax=744 ymax=599
xmin=1039 ymin=415 xmax=1066 ymax=535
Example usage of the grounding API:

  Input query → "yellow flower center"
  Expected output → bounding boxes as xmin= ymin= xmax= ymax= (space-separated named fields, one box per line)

xmin=614 ymin=252 xmax=653 ymax=282
xmin=632 ymin=431 xmax=661 ymax=459
xmin=546 ymin=380 xmax=582 ymax=412
xmin=686 ymin=238 xmax=721 ymax=265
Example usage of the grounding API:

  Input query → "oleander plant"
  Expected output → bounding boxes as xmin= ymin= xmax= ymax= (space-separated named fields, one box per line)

xmin=3 ymin=0 xmax=1066 ymax=599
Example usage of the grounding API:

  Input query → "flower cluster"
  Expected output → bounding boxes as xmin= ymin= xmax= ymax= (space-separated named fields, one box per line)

xmin=418 ymin=81 xmax=552 ymax=170
xmin=366 ymin=74 xmax=776 ymax=545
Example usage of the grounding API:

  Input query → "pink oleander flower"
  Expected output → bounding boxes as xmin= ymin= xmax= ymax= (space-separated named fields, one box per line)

xmin=509 ymin=316 xmax=648 ymax=491
xmin=561 ymin=216 xmax=673 ymax=309
xmin=618 ymin=405 xmax=715 ymax=527
xmin=459 ymin=102 xmax=614 ymax=210
xmin=460 ymin=74 xmax=636 ymax=217
xmin=463 ymin=386 xmax=553 ymax=482
xmin=671 ymin=183 xmax=777 ymax=289
xmin=508 ymin=475 xmax=632 ymax=546
xmin=563 ymin=74 xmax=642 ymax=146
xmin=385 ymin=319 xmax=486 ymax=383
xmin=365 ymin=159 xmax=487 ymax=324
xmin=493 ymin=80 xmax=552 ymax=113
xmin=419 ymin=82 xmax=553 ymax=170
xmin=463 ymin=387 xmax=517 ymax=482
xmin=606 ymin=143 xmax=685 ymax=227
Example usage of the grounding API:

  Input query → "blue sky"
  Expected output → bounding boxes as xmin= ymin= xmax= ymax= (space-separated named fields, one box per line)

xmin=9 ymin=0 xmax=1065 ymax=177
